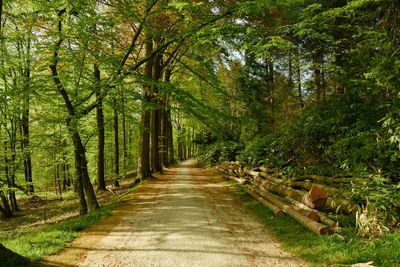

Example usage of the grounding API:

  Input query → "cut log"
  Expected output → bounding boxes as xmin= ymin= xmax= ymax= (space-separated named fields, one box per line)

xmin=291 ymin=175 xmax=365 ymax=184
xmin=306 ymin=211 xmax=321 ymax=222
xmin=259 ymin=172 xmax=285 ymax=184
xmin=325 ymin=197 xmax=356 ymax=214
xmin=252 ymin=186 xmax=329 ymax=235
xmin=244 ymin=169 xmax=260 ymax=178
xmin=281 ymin=196 xmax=339 ymax=228
xmin=260 ymin=181 xmax=305 ymax=203
xmin=259 ymin=181 xmax=355 ymax=214
xmin=289 ymin=181 xmax=342 ymax=196
xmin=301 ymin=185 xmax=328 ymax=209
xmin=225 ymin=174 xmax=248 ymax=185
xmin=244 ymin=187 xmax=285 ymax=216
xmin=253 ymin=186 xmax=320 ymax=221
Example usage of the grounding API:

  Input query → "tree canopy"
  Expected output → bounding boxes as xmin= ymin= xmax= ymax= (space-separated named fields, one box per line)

xmin=0 ymin=0 xmax=398 ymax=236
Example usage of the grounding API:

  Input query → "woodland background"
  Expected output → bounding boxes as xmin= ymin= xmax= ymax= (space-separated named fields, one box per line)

xmin=0 ymin=0 xmax=398 ymax=242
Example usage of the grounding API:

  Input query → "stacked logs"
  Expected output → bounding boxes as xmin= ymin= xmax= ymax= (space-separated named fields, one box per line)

xmin=217 ymin=161 xmax=359 ymax=235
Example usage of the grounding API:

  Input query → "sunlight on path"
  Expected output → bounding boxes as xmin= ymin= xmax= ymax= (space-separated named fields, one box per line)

xmin=44 ymin=160 xmax=307 ymax=267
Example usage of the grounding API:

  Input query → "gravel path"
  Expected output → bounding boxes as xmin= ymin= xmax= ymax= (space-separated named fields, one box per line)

xmin=44 ymin=161 xmax=307 ymax=267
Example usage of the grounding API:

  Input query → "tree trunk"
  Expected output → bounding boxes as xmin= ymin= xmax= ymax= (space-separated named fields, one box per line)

xmin=160 ymin=100 xmax=167 ymax=166
xmin=313 ymin=50 xmax=324 ymax=102
xmin=268 ymin=60 xmax=275 ymax=123
xmin=0 ymin=191 xmax=13 ymax=218
xmin=151 ymin=53 xmax=162 ymax=172
xmin=50 ymin=10 xmax=98 ymax=214
xmin=164 ymin=69 xmax=174 ymax=166
xmin=167 ymin=106 xmax=175 ymax=165
xmin=95 ymin=65 xmax=106 ymax=191
xmin=137 ymin=35 xmax=153 ymax=180
xmin=245 ymin=187 xmax=284 ymax=216
xmin=122 ymin=94 xmax=127 ymax=177
xmin=113 ymin=98 xmax=120 ymax=187
xmin=296 ymin=46 xmax=303 ymax=108
xmin=4 ymin=136 xmax=18 ymax=212
xmin=69 ymin=128 xmax=87 ymax=215
xmin=301 ymin=185 xmax=328 ymax=209
xmin=69 ymin=125 xmax=99 ymax=214
xmin=22 ymin=64 xmax=33 ymax=194
xmin=253 ymin=186 xmax=329 ymax=235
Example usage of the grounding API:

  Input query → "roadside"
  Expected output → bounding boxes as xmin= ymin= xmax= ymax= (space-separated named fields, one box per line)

xmin=0 ymin=178 xmax=140 ymax=266
xmin=0 ymin=178 xmax=135 ymax=237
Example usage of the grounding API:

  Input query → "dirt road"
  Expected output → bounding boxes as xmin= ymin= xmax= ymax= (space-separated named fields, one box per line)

xmin=44 ymin=161 xmax=307 ymax=267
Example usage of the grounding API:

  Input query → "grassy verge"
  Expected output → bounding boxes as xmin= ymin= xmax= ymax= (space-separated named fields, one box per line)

xmin=227 ymin=181 xmax=400 ymax=267
xmin=0 ymin=181 xmax=143 ymax=267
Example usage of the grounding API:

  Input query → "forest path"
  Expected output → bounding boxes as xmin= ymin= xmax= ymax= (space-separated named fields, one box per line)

xmin=44 ymin=160 xmax=307 ymax=267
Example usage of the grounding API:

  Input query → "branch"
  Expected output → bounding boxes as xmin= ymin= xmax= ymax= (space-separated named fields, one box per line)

xmin=115 ymin=0 xmax=159 ymax=76
xmin=49 ymin=9 xmax=75 ymax=117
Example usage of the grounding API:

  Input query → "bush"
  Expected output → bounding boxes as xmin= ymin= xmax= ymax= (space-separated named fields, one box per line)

xmin=197 ymin=140 xmax=243 ymax=166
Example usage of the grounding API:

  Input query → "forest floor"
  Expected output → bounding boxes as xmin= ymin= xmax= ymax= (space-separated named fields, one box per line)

xmin=0 ymin=178 xmax=135 ymax=238
xmin=42 ymin=160 xmax=307 ymax=267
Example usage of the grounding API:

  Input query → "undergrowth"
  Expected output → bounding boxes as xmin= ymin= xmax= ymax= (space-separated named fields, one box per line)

xmin=227 ymin=181 xmax=400 ymax=266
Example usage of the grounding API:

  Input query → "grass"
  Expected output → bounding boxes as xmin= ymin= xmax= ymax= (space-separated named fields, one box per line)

xmin=227 ymin=181 xmax=400 ymax=267
xmin=0 ymin=181 xmax=143 ymax=267
xmin=1 ymin=205 xmax=116 ymax=263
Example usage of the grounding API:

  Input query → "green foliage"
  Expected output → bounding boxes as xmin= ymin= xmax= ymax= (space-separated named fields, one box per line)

xmin=197 ymin=140 xmax=243 ymax=166
xmin=350 ymin=174 xmax=400 ymax=228
xmin=237 ymin=135 xmax=280 ymax=167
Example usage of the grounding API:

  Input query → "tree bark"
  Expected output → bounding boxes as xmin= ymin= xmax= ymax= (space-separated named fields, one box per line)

xmin=164 ymin=69 xmax=175 ymax=165
xmin=69 ymin=125 xmax=99 ymax=213
xmin=22 ymin=39 xmax=33 ymax=194
xmin=0 ymin=191 xmax=13 ymax=218
xmin=296 ymin=46 xmax=303 ymax=108
xmin=113 ymin=98 xmax=120 ymax=187
xmin=245 ymin=187 xmax=284 ymax=216
xmin=122 ymin=94 xmax=127 ymax=177
xmin=167 ymin=104 xmax=175 ymax=165
xmin=4 ymin=129 xmax=18 ymax=212
xmin=95 ymin=65 xmax=106 ymax=191
xmin=137 ymin=35 xmax=153 ymax=180
xmin=151 ymin=52 xmax=163 ymax=172
xmin=50 ymin=10 xmax=99 ymax=214
xmin=313 ymin=50 xmax=324 ymax=102
xmin=160 ymin=99 xmax=167 ymax=166
xmin=253 ymin=186 xmax=329 ymax=235
xmin=301 ymin=185 xmax=328 ymax=209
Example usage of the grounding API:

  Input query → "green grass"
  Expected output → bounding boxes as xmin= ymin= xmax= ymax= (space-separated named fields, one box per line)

xmin=227 ymin=182 xmax=400 ymax=267
xmin=0 ymin=181 xmax=143 ymax=267
xmin=0 ymin=205 xmax=116 ymax=267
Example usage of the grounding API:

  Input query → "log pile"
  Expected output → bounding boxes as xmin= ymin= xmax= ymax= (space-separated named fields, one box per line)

xmin=217 ymin=161 xmax=359 ymax=235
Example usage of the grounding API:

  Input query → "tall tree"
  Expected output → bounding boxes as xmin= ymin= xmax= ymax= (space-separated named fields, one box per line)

xmin=113 ymin=97 xmax=120 ymax=187
xmin=136 ymin=33 xmax=153 ymax=180
xmin=49 ymin=8 xmax=98 ymax=214
xmin=95 ymin=63 xmax=106 ymax=191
